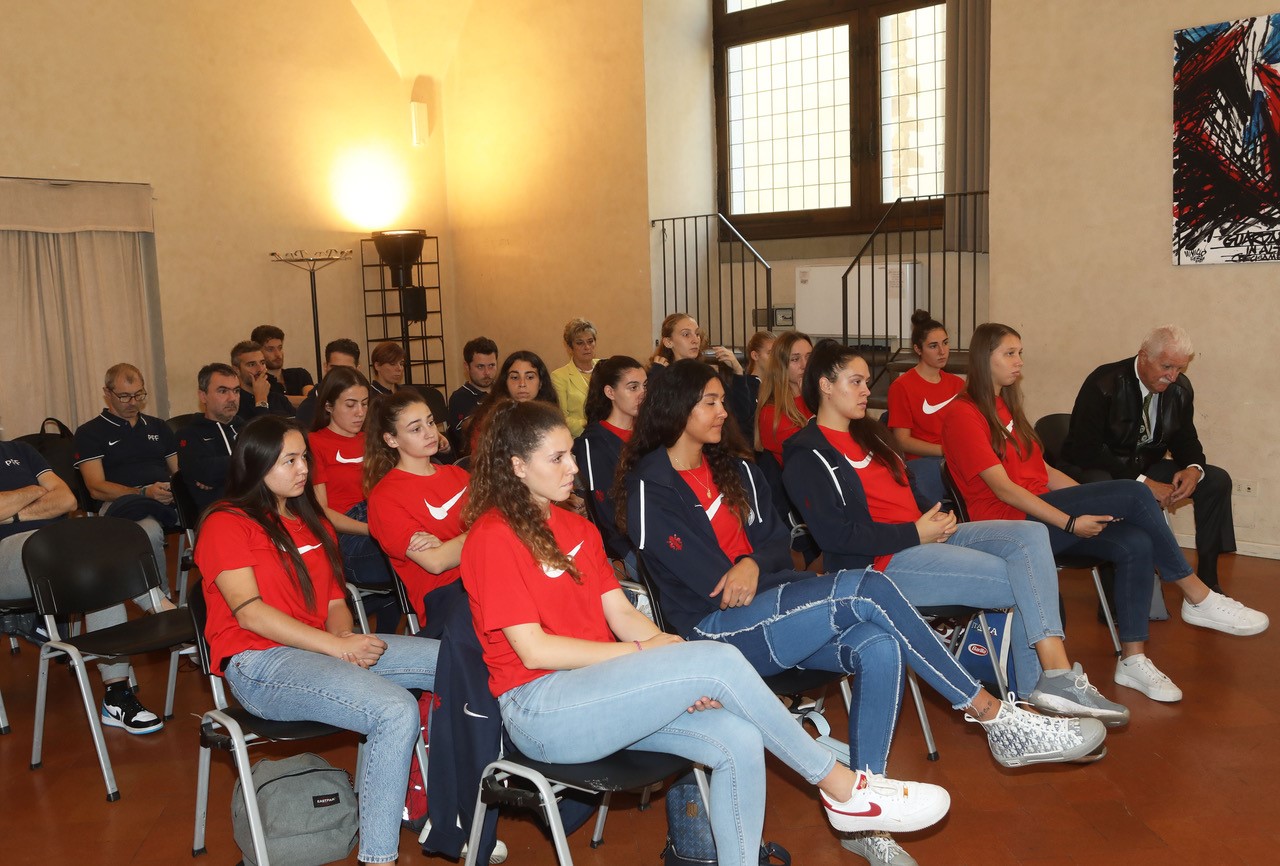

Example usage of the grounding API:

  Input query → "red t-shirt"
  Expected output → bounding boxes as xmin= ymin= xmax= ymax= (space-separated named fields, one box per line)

xmin=758 ymin=395 xmax=812 ymax=465
xmin=677 ymin=461 xmax=753 ymax=562
xmin=818 ymin=425 xmax=919 ymax=570
xmin=599 ymin=420 xmax=632 ymax=443
xmin=462 ymin=507 xmax=619 ymax=697
xmin=886 ymin=368 xmax=966 ymax=458
xmin=195 ymin=509 xmax=345 ymax=675
xmin=367 ymin=464 xmax=470 ymax=621
xmin=941 ymin=396 xmax=1049 ymax=521
xmin=309 ymin=427 xmax=367 ymax=515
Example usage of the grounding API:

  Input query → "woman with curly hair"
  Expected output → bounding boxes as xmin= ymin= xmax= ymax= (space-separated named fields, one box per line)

xmin=615 ymin=358 xmax=1106 ymax=865
xmin=461 ymin=398 xmax=949 ymax=864
xmin=194 ymin=415 xmax=438 ymax=866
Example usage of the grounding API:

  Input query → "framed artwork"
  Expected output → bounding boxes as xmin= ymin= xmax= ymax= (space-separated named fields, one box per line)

xmin=1174 ymin=14 xmax=1280 ymax=264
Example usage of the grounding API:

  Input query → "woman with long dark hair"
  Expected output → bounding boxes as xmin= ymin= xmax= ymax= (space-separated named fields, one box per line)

xmin=754 ymin=330 xmax=813 ymax=465
xmin=365 ymin=390 xmax=469 ymax=623
xmin=784 ymin=340 xmax=1126 ymax=723
xmin=194 ymin=415 xmax=438 ymax=866
xmin=572 ymin=355 xmax=646 ymax=563
xmin=885 ymin=309 xmax=966 ymax=504
xmin=942 ymin=322 xmax=1268 ymax=703
xmin=308 ymin=366 xmax=399 ymax=631
xmin=462 ymin=399 xmax=949 ymax=864
xmin=463 ymin=350 xmax=559 ymax=455
xmin=617 ymin=359 xmax=1105 ymax=864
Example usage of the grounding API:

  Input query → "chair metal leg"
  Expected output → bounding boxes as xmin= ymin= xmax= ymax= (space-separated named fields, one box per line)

xmin=8 ymin=634 xmax=19 ymax=654
xmin=30 ymin=647 xmax=50 ymax=769
xmin=906 ymin=671 xmax=939 ymax=761
xmin=164 ymin=648 xmax=182 ymax=720
xmin=975 ymin=611 xmax=1010 ymax=700
xmin=346 ymin=583 xmax=372 ymax=635
xmin=1091 ymin=567 xmax=1123 ymax=655
xmin=589 ymin=791 xmax=611 ymax=847
xmin=38 ymin=641 xmax=120 ymax=801
xmin=216 ymin=712 xmax=272 ymax=866
xmin=192 ymin=739 xmax=212 ymax=856
xmin=463 ymin=768 xmax=493 ymax=866
xmin=0 ymin=684 xmax=10 ymax=735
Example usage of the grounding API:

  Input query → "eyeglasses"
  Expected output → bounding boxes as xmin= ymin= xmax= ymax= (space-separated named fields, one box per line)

xmin=111 ymin=390 xmax=148 ymax=403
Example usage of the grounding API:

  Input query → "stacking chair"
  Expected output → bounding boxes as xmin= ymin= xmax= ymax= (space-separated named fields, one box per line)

xmin=188 ymin=581 xmax=428 ymax=864
xmin=169 ymin=470 xmax=201 ymax=606
xmin=22 ymin=517 xmax=196 ymax=801
xmin=165 ymin=412 xmax=203 ymax=434
xmin=940 ymin=459 xmax=1122 ymax=655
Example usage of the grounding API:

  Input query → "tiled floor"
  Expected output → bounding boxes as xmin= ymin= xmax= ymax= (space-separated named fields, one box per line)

xmin=1 ymin=552 xmax=1276 ymax=865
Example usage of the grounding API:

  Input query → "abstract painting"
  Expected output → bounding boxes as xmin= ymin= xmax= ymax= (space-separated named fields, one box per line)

xmin=1174 ymin=14 xmax=1280 ymax=264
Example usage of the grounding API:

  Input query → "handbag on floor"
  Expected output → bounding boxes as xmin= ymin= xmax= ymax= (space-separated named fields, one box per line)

xmin=231 ymin=752 xmax=358 ymax=866
xmin=662 ymin=772 xmax=791 ymax=866
xmin=956 ymin=610 xmax=1016 ymax=695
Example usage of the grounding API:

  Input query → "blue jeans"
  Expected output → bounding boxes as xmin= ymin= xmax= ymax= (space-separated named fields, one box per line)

xmin=1037 ymin=480 xmax=1193 ymax=643
xmin=500 ymin=641 xmax=836 ymax=866
xmin=225 ymin=636 xmax=439 ymax=864
xmin=885 ymin=520 xmax=1062 ymax=694
xmin=692 ymin=569 xmax=981 ymax=777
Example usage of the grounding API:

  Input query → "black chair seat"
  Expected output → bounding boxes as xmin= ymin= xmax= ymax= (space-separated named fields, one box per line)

xmin=1056 ymin=554 xmax=1107 ymax=571
xmin=213 ymin=708 xmax=348 ymax=744
xmin=763 ymin=666 xmax=841 ymax=696
xmin=504 ymin=746 xmax=691 ymax=793
xmin=60 ymin=608 xmax=194 ymax=658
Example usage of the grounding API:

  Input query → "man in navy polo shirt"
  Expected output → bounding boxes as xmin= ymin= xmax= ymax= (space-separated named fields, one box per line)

xmin=177 ymin=362 xmax=244 ymax=512
xmin=74 ymin=363 xmax=179 ymax=582
xmin=1 ymin=437 xmax=163 ymax=734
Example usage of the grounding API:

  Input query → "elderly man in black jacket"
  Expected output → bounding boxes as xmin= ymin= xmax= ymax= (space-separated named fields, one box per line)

xmin=1061 ymin=325 xmax=1234 ymax=592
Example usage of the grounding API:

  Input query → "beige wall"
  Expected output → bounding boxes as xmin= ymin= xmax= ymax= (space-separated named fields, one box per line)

xmin=991 ymin=1 xmax=1278 ymax=555
xmin=0 ymin=1 xmax=447 ymax=420
xmin=442 ymin=0 xmax=653 ymax=372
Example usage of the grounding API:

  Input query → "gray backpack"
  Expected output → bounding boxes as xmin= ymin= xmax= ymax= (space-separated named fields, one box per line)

xmin=231 ymin=752 xmax=358 ymax=866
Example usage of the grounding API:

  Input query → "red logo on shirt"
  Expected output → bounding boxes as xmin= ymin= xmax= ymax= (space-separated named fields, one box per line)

xmin=179 ymin=439 xmax=187 ymax=447
xmin=668 ymin=534 xmax=683 ymax=550
xmin=594 ymin=489 xmax=605 ymax=503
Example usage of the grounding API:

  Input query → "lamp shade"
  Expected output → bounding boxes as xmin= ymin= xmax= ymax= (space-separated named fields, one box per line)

xmin=372 ymin=229 xmax=426 ymax=289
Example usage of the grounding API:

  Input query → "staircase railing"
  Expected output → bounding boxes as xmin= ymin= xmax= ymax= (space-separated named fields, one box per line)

xmin=651 ymin=213 xmax=772 ymax=352
xmin=840 ymin=191 xmax=989 ymax=379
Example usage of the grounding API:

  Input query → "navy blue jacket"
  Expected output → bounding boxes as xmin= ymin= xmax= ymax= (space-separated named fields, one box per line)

xmin=176 ymin=415 xmax=244 ymax=513
xmin=782 ymin=420 xmax=928 ymax=572
xmin=573 ymin=423 xmax=631 ymax=560
xmin=625 ymin=448 xmax=792 ymax=636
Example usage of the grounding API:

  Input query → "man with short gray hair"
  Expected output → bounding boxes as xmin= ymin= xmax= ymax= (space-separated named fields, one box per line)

xmin=1062 ymin=325 xmax=1234 ymax=592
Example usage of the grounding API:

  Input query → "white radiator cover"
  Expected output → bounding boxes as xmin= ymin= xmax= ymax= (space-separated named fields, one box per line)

xmin=794 ymin=261 xmax=920 ymax=344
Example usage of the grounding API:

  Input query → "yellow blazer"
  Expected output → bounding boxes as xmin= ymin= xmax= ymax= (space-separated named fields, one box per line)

xmin=551 ymin=360 xmax=597 ymax=437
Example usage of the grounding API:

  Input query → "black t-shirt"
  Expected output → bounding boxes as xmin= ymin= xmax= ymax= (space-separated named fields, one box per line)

xmin=269 ymin=368 xmax=315 ymax=397
xmin=237 ymin=387 xmax=294 ymax=420
xmin=73 ymin=410 xmax=177 ymax=488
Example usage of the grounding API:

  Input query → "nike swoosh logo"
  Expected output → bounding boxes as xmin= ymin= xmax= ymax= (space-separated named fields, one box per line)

xmin=845 ymin=454 xmax=873 ymax=470
xmin=704 ymin=493 xmax=725 ymax=521
xmin=425 ymin=487 xmax=467 ymax=521
xmin=542 ymin=541 xmax=584 ymax=578
xmin=921 ymin=395 xmax=956 ymax=415
xmin=830 ymin=801 xmax=883 ymax=818
xmin=462 ymin=703 xmax=489 ymax=719
xmin=108 ymin=440 xmax=120 ymax=446
xmin=334 ymin=451 xmax=363 ymax=464
xmin=298 ymin=543 xmax=324 ymax=554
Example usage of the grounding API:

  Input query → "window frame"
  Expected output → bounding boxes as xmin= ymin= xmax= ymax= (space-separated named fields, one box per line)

xmin=713 ymin=0 xmax=945 ymax=240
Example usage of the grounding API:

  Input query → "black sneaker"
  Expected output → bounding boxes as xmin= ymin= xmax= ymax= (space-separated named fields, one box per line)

xmin=100 ymin=686 xmax=164 ymax=735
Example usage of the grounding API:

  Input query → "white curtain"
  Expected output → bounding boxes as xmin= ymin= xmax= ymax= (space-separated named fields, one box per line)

xmin=944 ymin=0 xmax=989 ymax=252
xmin=0 ymin=178 xmax=167 ymax=439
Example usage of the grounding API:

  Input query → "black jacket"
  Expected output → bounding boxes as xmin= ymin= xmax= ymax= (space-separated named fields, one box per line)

xmin=176 ymin=416 xmax=244 ymax=512
xmin=573 ymin=423 xmax=631 ymax=560
xmin=624 ymin=448 xmax=792 ymax=636
xmin=782 ymin=421 xmax=928 ymax=572
xmin=1062 ymin=356 xmax=1206 ymax=478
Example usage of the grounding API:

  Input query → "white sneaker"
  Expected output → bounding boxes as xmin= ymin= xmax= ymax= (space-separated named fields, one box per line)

xmin=1181 ymin=591 xmax=1269 ymax=636
xmin=459 ymin=839 xmax=508 ymax=864
xmin=820 ymin=770 xmax=950 ymax=834
xmin=1114 ymin=654 xmax=1182 ymax=702
xmin=842 ymin=831 xmax=919 ymax=865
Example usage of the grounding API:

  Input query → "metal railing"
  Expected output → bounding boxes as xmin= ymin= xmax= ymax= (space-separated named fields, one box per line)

xmin=651 ymin=213 xmax=772 ymax=351
xmin=840 ymin=191 xmax=989 ymax=379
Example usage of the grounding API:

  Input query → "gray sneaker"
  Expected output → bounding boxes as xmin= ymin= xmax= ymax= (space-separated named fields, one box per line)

xmin=1027 ymin=663 xmax=1130 ymax=727
xmin=969 ymin=697 xmax=1107 ymax=768
xmin=842 ymin=831 xmax=918 ymax=866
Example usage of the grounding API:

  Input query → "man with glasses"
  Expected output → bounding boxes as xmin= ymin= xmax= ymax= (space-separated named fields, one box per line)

xmin=70 ymin=363 xmax=175 ymax=734
xmin=177 ymin=363 xmax=245 ymax=512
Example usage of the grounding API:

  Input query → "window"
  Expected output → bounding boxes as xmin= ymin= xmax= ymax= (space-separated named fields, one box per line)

xmin=715 ymin=0 xmax=946 ymax=238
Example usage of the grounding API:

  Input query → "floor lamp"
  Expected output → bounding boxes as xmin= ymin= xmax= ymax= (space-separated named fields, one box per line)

xmin=269 ymin=248 xmax=353 ymax=378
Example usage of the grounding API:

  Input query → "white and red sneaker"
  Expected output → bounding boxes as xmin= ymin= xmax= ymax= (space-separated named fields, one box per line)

xmin=820 ymin=770 xmax=950 ymax=834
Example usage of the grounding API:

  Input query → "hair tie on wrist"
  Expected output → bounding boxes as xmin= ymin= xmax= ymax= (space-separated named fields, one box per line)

xmin=1064 ymin=516 xmax=1076 ymax=534
xmin=634 ymin=640 xmax=644 ymax=652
